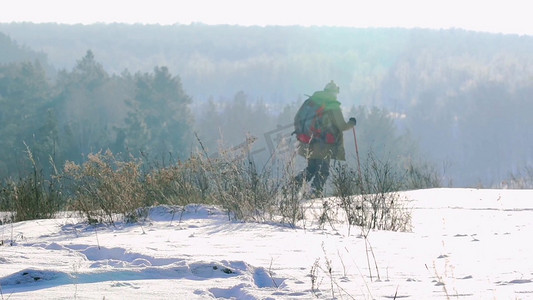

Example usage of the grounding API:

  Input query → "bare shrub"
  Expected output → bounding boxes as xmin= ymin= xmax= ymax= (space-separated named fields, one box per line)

xmin=503 ymin=165 xmax=533 ymax=189
xmin=404 ymin=159 xmax=441 ymax=189
xmin=279 ymin=173 xmax=306 ymax=227
xmin=330 ymin=162 xmax=359 ymax=234
xmin=331 ymin=152 xmax=412 ymax=233
xmin=277 ymin=149 xmax=308 ymax=227
xmin=62 ymin=150 xmax=144 ymax=224
xmin=191 ymin=133 xmax=310 ymax=224
xmin=9 ymin=174 xmax=62 ymax=222
xmin=143 ymin=155 xmax=210 ymax=206
xmin=360 ymin=153 xmax=411 ymax=232
xmin=195 ymin=135 xmax=280 ymax=221
xmin=211 ymin=154 xmax=277 ymax=221
xmin=60 ymin=134 xmax=293 ymax=225
xmin=0 ymin=146 xmax=63 ymax=222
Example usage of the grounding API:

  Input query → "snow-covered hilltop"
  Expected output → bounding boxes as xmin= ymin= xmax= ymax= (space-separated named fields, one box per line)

xmin=1 ymin=188 xmax=533 ymax=299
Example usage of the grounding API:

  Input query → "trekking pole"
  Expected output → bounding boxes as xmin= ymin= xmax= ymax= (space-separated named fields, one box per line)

xmin=352 ymin=127 xmax=363 ymax=182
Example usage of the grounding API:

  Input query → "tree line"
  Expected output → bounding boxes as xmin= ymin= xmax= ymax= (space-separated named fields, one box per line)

xmin=1 ymin=24 xmax=532 ymax=186
xmin=0 ymin=50 xmax=193 ymax=179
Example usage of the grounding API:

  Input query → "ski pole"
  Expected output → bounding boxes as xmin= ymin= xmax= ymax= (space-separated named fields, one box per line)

xmin=352 ymin=127 xmax=362 ymax=181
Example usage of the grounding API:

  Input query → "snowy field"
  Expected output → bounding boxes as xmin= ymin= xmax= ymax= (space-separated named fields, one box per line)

xmin=1 ymin=188 xmax=533 ymax=299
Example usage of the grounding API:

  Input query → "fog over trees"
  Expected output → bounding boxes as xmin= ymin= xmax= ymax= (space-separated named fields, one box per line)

xmin=0 ymin=23 xmax=532 ymax=187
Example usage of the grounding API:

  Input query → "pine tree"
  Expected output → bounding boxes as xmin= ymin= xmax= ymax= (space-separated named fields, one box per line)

xmin=123 ymin=66 xmax=193 ymax=158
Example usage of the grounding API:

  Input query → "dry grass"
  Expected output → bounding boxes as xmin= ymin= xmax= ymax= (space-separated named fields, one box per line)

xmin=0 ymin=146 xmax=62 ymax=222
xmin=1 ymin=139 xmax=439 ymax=231
xmin=330 ymin=152 xmax=415 ymax=234
xmin=62 ymin=150 xmax=145 ymax=224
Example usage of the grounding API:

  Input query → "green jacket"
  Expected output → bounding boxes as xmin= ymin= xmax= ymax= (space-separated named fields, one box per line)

xmin=297 ymin=91 xmax=354 ymax=161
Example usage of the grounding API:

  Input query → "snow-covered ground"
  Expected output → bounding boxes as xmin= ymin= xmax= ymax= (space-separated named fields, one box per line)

xmin=1 ymin=188 xmax=533 ymax=299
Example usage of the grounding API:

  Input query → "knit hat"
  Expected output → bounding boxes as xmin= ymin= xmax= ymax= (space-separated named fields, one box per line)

xmin=324 ymin=80 xmax=340 ymax=93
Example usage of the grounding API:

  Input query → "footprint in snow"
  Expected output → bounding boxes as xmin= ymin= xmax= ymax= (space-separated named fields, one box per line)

xmin=508 ymin=279 xmax=533 ymax=284
xmin=495 ymin=279 xmax=533 ymax=285
xmin=253 ymin=267 xmax=285 ymax=288
xmin=0 ymin=269 xmax=68 ymax=286
xmin=111 ymin=281 xmax=140 ymax=289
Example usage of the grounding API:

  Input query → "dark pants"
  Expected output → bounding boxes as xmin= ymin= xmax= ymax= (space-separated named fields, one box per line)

xmin=295 ymin=158 xmax=330 ymax=194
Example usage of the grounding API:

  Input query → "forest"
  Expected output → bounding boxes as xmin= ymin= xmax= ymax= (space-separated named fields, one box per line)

xmin=0 ymin=23 xmax=532 ymax=187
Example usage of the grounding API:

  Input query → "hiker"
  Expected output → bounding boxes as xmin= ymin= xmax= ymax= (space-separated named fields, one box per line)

xmin=293 ymin=80 xmax=356 ymax=196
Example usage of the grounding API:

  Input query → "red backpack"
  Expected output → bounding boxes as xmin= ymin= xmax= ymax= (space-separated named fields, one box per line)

xmin=293 ymin=98 xmax=335 ymax=144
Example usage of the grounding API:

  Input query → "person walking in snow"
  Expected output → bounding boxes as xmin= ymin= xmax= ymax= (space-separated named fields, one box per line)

xmin=292 ymin=80 xmax=356 ymax=196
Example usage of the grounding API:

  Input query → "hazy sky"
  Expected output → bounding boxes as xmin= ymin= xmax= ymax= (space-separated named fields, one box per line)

xmin=1 ymin=0 xmax=531 ymax=35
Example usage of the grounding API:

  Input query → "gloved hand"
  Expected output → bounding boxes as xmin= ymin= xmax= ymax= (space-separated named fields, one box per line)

xmin=349 ymin=117 xmax=356 ymax=126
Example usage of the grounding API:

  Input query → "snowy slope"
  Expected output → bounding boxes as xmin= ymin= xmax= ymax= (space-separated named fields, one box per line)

xmin=1 ymin=188 xmax=532 ymax=299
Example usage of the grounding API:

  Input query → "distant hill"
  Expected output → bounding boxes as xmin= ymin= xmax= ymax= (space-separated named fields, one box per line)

xmin=1 ymin=23 xmax=532 ymax=187
xmin=1 ymin=23 xmax=531 ymax=105
xmin=0 ymin=30 xmax=48 ymax=65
